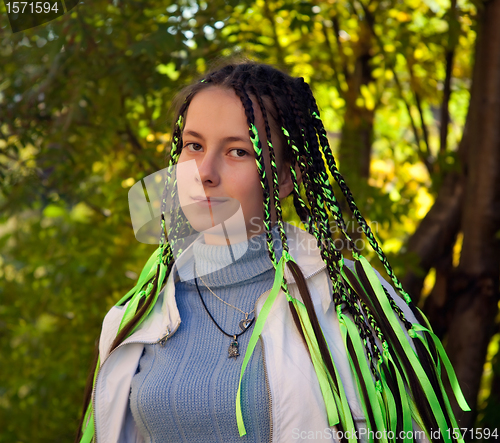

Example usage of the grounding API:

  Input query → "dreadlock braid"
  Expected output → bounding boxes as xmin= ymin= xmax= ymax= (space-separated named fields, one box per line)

xmin=294 ymin=79 xmax=358 ymax=255
xmin=296 ymin=86 xmax=447 ymax=418
xmin=286 ymin=74 xmax=459 ymax=438
xmin=241 ymin=80 xmax=298 ymax=309
xmin=271 ymin=107 xmax=316 ymax=236
xmin=263 ymin=87 xmax=309 ymax=216
xmin=227 ymin=72 xmax=358 ymax=440
xmin=290 ymin=79 xmax=414 ymax=402
xmin=313 ymin=109 xmax=425 ymax=334
xmin=283 ymin=80 xmax=355 ymax=262
xmin=231 ymin=76 xmax=278 ymax=267
xmin=306 ymin=92 xmax=412 ymax=305
xmin=281 ymin=81 xmax=325 ymax=232
xmin=277 ymin=81 xmax=393 ymax=433
xmin=280 ymin=79 xmax=383 ymax=384
xmin=248 ymin=83 xmax=289 ymax=255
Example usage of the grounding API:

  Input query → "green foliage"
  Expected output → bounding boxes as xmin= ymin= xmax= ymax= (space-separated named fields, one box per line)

xmin=0 ymin=0 xmax=483 ymax=440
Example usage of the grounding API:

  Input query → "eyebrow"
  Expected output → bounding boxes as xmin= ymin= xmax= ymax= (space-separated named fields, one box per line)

xmin=182 ymin=129 xmax=251 ymax=144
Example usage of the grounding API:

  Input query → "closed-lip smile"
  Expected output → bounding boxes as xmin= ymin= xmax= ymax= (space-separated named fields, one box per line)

xmin=190 ymin=196 xmax=229 ymax=207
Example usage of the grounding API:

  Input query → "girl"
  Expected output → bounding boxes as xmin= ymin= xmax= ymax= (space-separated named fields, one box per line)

xmin=76 ymin=61 xmax=469 ymax=443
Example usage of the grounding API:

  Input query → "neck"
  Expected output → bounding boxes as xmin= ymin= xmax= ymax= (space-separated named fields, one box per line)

xmin=175 ymin=225 xmax=282 ymax=287
xmin=201 ymin=221 xmax=276 ymax=246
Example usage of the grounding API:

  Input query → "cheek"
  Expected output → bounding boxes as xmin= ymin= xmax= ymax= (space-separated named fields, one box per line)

xmin=229 ymin=168 xmax=263 ymax=210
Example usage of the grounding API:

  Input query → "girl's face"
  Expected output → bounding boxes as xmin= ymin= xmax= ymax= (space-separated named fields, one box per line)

xmin=176 ymin=86 xmax=293 ymax=245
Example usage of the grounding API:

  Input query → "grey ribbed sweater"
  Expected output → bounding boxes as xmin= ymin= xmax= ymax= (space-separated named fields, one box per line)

xmin=129 ymin=228 xmax=282 ymax=442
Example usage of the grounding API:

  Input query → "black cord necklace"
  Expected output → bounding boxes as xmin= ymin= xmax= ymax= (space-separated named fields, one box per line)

xmin=193 ymin=262 xmax=255 ymax=358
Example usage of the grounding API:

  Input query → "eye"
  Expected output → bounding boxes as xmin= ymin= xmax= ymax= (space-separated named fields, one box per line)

xmin=229 ymin=148 xmax=250 ymax=158
xmin=184 ymin=142 xmax=203 ymax=152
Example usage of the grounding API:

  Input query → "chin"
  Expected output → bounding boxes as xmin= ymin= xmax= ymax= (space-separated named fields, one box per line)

xmin=182 ymin=202 xmax=251 ymax=244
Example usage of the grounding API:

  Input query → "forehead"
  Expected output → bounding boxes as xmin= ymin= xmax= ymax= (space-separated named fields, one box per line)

xmin=184 ymin=86 xmax=267 ymax=133
xmin=186 ymin=86 xmax=243 ymax=125
xmin=183 ymin=85 xmax=286 ymax=162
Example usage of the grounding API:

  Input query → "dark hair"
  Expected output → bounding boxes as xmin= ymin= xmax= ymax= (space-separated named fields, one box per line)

xmin=76 ymin=59 xmax=465 ymax=442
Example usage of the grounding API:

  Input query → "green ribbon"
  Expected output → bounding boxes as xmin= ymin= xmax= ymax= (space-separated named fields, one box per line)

xmin=292 ymin=298 xmax=340 ymax=428
xmin=236 ymin=251 xmax=291 ymax=436
xmin=339 ymin=264 xmax=412 ymax=441
xmin=377 ymin=359 xmax=397 ymax=441
xmin=410 ymin=324 xmax=470 ymax=412
xmin=79 ymin=354 xmax=101 ymax=443
xmin=236 ymin=250 xmax=358 ymax=438
xmin=355 ymin=255 xmax=453 ymax=443
xmin=339 ymin=313 xmax=387 ymax=443
xmin=80 ymin=417 xmax=94 ymax=443
xmin=382 ymin=347 xmax=413 ymax=443
xmin=115 ymin=246 xmax=161 ymax=308
xmin=118 ymin=249 xmax=167 ymax=336
xmin=79 ymin=248 xmax=166 ymax=443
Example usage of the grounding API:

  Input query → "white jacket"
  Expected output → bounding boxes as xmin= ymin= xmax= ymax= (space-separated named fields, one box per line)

xmin=92 ymin=223 xmax=429 ymax=443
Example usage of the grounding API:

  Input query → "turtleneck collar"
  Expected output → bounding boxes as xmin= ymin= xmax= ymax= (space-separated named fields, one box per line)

xmin=175 ymin=225 xmax=283 ymax=287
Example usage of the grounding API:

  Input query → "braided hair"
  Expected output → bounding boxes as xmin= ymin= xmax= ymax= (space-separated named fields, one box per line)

xmin=76 ymin=61 xmax=469 ymax=443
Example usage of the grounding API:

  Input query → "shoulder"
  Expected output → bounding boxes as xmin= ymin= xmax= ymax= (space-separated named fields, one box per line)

xmin=342 ymin=258 xmax=420 ymax=325
xmin=98 ymin=303 xmax=128 ymax=362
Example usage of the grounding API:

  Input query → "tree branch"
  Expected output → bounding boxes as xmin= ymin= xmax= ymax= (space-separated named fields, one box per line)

xmin=356 ymin=0 xmax=434 ymax=176
xmin=440 ymin=0 xmax=457 ymax=156
xmin=408 ymin=62 xmax=432 ymax=167
xmin=320 ymin=20 xmax=344 ymax=97
xmin=262 ymin=2 xmax=285 ymax=68
xmin=331 ymin=13 xmax=350 ymax=82
xmin=402 ymin=171 xmax=464 ymax=303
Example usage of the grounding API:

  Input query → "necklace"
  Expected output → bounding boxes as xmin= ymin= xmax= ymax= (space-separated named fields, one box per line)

xmin=193 ymin=262 xmax=255 ymax=358
xmin=197 ymin=273 xmax=256 ymax=331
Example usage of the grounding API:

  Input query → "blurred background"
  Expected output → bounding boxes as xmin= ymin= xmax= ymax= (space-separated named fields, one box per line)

xmin=0 ymin=0 xmax=499 ymax=441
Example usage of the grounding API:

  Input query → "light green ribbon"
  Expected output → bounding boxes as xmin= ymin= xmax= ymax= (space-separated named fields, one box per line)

xmin=118 ymin=248 xmax=167 ymax=336
xmin=377 ymin=358 xmax=397 ymax=441
xmin=355 ymin=255 xmax=453 ymax=443
xmin=79 ymin=248 xmax=166 ymax=443
xmin=410 ymin=324 xmax=470 ymax=412
xmin=80 ymin=417 xmax=94 ymax=443
xmin=292 ymin=298 xmax=341 ymax=428
xmin=79 ymin=354 xmax=101 ymax=443
xmin=382 ymin=347 xmax=413 ymax=443
xmin=236 ymin=251 xmax=356 ymax=437
xmin=236 ymin=251 xmax=291 ymax=436
xmin=339 ymin=313 xmax=387 ymax=443
xmin=115 ymin=246 xmax=161 ymax=307
xmin=339 ymin=263 xmax=412 ymax=442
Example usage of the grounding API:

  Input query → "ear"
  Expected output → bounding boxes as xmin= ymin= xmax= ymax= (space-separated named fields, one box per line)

xmin=278 ymin=163 xmax=302 ymax=199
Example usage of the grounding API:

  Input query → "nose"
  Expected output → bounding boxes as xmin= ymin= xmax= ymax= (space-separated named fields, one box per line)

xmin=195 ymin=150 xmax=220 ymax=187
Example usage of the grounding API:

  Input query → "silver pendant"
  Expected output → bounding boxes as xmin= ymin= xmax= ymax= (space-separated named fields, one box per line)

xmin=228 ymin=337 xmax=239 ymax=358
xmin=239 ymin=318 xmax=252 ymax=331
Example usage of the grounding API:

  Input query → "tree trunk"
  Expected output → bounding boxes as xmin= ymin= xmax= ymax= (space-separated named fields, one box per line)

xmin=444 ymin=0 xmax=500 ymax=427
xmin=402 ymin=172 xmax=464 ymax=304
xmin=338 ymin=20 xmax=374 ymax=244
xmin=338 ymin=20 xmax=374 ymax=183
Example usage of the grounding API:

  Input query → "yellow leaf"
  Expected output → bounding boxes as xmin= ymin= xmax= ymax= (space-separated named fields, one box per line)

xmin=122 ymin=177 xmax=135 ymax=188
xmin=396 ymin=11 xmax=411 ymax=22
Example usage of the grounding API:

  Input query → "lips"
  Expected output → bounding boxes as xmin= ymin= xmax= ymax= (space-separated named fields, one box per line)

xmin=191 ymin=196 xmax=228 ymax=203
xmin=190 ymin=196 xmax=229 ymax=208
